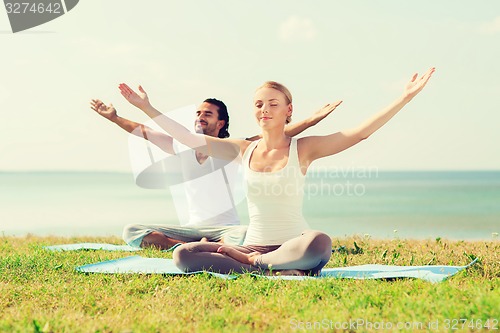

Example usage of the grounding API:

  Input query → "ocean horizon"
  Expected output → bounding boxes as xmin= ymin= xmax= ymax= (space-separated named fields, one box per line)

xmin=1 ymin=170 xmax=499 ymax=241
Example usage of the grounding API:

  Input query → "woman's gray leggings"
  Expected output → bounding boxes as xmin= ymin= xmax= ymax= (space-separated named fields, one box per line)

xmin=173 ymin=230 xmax=332 ymax=275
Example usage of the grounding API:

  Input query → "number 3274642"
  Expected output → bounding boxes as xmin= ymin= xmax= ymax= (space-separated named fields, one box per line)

xmin=5 ymin=2 xmax=62 ymax=14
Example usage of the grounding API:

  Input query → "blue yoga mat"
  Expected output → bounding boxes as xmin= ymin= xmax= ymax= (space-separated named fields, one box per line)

xmin=44 ymin=243 xmax=183 ymax=252
xmin=44 ymin=243 xmax=141 ymax=252
xmin=45 ymin=243 xmax=346 ymax=253
xmin=76 ymin=256 xmax=478 ymax=283
xmin=45 ymin=243 xmax=348 ymax=253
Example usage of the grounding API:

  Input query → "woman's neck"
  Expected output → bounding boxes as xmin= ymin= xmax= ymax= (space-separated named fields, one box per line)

xmin=260 ymin=129 xmax=290 ymax=150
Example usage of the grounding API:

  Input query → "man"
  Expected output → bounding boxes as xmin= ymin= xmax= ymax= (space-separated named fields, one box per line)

xmin=91 ymin=86 xmax=340 ymax=250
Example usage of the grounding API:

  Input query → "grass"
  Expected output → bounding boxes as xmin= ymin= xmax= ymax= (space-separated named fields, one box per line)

xmin=0 ymin=235 xmax=499 ymax=332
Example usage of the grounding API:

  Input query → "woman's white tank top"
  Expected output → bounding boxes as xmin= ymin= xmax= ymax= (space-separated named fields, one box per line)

xmin=242 ymin=138 xmax=310 ymax=245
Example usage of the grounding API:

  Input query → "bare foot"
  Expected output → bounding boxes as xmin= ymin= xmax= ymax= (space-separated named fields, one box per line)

xmin=266 ymin=269 xmax=306 ymax=276
xmin=200 ymin=237 xmax=224 ymax=244
xmin=217 ymin=246 xmax=261 ymax=265
xmin=141 ymin=232 xmax=185 ymax=250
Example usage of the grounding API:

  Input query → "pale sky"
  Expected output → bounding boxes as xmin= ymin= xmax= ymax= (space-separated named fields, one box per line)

xmin=1 ymin=1 xmax=499 ymax=172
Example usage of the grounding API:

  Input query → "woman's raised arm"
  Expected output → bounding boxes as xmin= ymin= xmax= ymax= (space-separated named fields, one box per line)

xmin=300 ymin=67 xmax=435 ymax=164
xmin=118 ymin=83 xmax=247 ymax=160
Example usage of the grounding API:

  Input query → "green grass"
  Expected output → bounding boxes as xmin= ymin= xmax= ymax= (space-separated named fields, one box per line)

xmin=0 ymin=235 xmax=499 ymax=332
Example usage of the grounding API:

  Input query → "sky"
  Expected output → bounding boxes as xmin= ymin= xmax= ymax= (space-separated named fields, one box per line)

xmin=1 ymin=1 xmax=499 ymax=172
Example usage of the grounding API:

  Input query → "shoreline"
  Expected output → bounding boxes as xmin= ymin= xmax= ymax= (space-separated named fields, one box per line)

xmin=3 ymin=233 xmax=499 ymax=243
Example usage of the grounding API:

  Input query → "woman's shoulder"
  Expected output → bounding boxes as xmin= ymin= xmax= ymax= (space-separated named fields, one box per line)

xmin=240 ymin=139 xmax=256 ymax=156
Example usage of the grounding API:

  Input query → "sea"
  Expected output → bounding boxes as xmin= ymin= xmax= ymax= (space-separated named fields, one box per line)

xmin=1 ymin=171 xmax=499 ymax=241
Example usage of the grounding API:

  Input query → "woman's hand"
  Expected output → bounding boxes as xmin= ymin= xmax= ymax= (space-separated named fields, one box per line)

xmin=217 ymin=246 xmax=261 ymax=265
xmin=403 ymin=67 xmax=435 ymax=101
xmin=119 ymin=83 xmax=151 ymax=110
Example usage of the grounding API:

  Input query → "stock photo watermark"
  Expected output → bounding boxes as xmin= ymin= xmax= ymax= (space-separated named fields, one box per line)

xmin=3 ymin=0 xmax=79 ymax=33
xmin=289 ymin=317 xmax=499 ymax=331
xmin=244 ymin=165 xmax=379 ymax=200
xmin=305 ymin=165 xmax=379 ymax=199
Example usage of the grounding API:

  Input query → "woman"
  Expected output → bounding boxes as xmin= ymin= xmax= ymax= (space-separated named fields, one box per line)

xmin=118 ymin=67 xmax=435 ymax=275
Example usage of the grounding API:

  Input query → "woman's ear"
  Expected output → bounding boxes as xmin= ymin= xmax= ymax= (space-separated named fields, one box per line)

xmin=286 ymin=104 xmax=293 ymax=124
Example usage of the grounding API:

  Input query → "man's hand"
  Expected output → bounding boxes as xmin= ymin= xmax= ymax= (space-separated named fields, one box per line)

xmin=90 ymin=99 xmax=118 ymax=122
xmin=309 ymin=100 xmax=343 ymax=125
xmin=119 ymin=83 xmax=150 ymax=110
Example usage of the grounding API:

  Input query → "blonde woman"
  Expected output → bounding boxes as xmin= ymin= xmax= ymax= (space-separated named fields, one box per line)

xmin=118 ymin=67 xmax=435 ymax=275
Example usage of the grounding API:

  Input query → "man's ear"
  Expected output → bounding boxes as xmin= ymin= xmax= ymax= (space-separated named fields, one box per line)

xmin=217 ymin=119 xmax=225 ymax=129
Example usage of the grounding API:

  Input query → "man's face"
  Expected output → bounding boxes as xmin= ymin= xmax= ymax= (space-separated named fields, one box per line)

xmin=194 ymin=102 xmax=224 ymax=137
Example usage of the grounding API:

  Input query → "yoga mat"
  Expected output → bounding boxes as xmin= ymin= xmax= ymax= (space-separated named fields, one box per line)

xmin=76 ymin=256 xmax=234 ymax=279
xmin=44 ymin=243 xmax=141 ymax=252
xmin=76 ymin=256 xmax=478 ymax=283
xmin=46 ymin=243 xmax=349 ymax=253
xmin=44 ymin=243 xmax=183 ymax=252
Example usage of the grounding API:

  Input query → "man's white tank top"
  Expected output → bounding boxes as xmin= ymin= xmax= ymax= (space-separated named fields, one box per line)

xmin=172 ymin=140 xmax=240 ymax=227
xmin=242 ymin=138 xmax=310 ymax=245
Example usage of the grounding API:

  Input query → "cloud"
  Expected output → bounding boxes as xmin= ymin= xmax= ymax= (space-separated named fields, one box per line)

xmin=478 ymin=16 xmax=500 ymax=34
xmin=278 ymin=16 xmax=317 ymax=42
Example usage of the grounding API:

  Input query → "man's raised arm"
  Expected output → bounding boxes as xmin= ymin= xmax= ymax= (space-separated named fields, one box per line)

xmin=90 ymin=99 xmax=174 ymax=154
xmin=246 ymin=100 xmax=343 ymax=141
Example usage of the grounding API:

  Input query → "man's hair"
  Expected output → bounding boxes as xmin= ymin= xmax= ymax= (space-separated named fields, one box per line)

xmin=204 ymin=98 xmax=230 ymax=138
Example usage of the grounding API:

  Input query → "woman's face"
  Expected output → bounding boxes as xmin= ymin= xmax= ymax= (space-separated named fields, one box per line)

xmin=253 ymin=87 xmax=292 ymax=129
